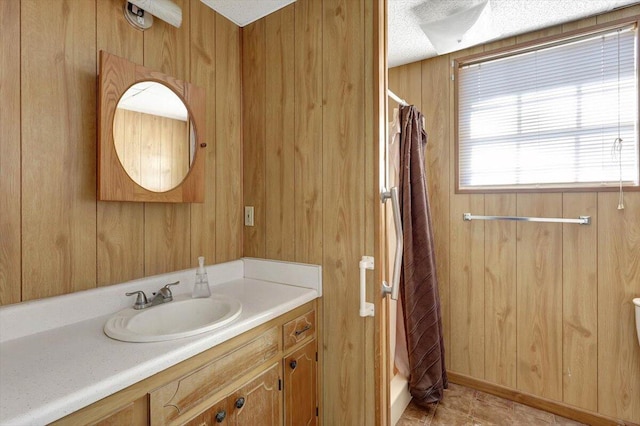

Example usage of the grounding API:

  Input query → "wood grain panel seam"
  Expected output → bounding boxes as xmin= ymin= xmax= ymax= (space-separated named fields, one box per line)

xmin=515 ymin=193 xmax=518 ymax=391
xmin=561 ymin=192 xmax=564 ymax=404
xmin=595 ymin=194 xmax=599 ymax=411
xmin=292 ymin=6 xmax=297 ymax=260
xmin=482 ymin=196 xmax=490 ymax=382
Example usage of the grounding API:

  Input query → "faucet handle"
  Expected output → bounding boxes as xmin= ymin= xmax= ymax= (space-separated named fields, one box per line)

xmin=159 ymin=281 xmax=180 ymax=300
xmin=163 ymin=281 xmax=180 ymax=291
xmin=125 ymin=290 xmax=150 ymax=310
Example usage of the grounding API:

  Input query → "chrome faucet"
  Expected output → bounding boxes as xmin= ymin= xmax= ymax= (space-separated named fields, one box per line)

xmin=126 ymin=281 xmax=179 ymax=310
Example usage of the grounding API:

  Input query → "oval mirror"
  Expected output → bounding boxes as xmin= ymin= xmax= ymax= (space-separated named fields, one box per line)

xmin=113 ymin=81 xmax=195 ymax=193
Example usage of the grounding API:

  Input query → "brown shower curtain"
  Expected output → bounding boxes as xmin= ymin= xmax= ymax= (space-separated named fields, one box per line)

xmin=398 ymin=104 xmax=447 ymax=406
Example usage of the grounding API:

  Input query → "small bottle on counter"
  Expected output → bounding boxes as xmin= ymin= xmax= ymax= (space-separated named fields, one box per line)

xmin=192 ymin=256 xmax=211 ymax=298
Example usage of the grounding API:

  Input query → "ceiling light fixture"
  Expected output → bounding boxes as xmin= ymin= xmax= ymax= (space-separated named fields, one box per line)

xmin=123 ymin=0 xmax=182 ymax=31
xmin=199 ymin=0 xmax=296 ymax=27
xmin=420 ymin=0 xmax=498 ymax=55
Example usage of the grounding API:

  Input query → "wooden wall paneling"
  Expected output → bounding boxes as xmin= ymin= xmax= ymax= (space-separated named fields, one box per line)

xmin=561 ymin=17 xmax=597 ymax=32
xmin=21 ymin=0 xmax=97 ymax=300
xmin=293 ymin=0 xmax=323 ymax=266
xmin=595 ymin=4 xmax=640 ymax=23
xmin=140 ymin=115 xmax=162 ymax=191
xmin=516 ymin=194 xmax=563 ymax=400
xmin=596 ymin=5 xmax=640 ymax=423
xmin=449 ymin=193 xmax=485 ymax=377
xmin=598 ymin=192 xmax=640 ymax=423
xmin=142 ymin=0 xmax=189 ymax=80
xmin=447 ymin=46 xmax=483 ymax=372
xmin=166 ymin=118 xmax=189 ymax=192
xmin=482 ymin=36 xmax=517 ymax=52
xmin=363 ymin=0 xmax=377 ymax=422
xmin=214 ymin=14 xmax=243 ymax=262
xmin=479 ymin=30 xmax=518 ymax=390
xmin=96 ymin=0 xmax=145 ymax=287
xmin=562 ymin=193 xmax=598 ymax=410
xmin=242 ymin=19 xmax=267 ymax=258
xmin=421 ymin=55 xmax=451 ymax=369
xmin=97 ymin=0 xmax=145 ymax=62
xmin=389 ymin=61 xmax=421 ymax=106
xmin=373 ymin=1 xmax=388 ymax=422
xmin=387 ymin=68 xmax=399 ymax=116
xmin=112 ymin=112 xmax=188 ymax=192
xmin=143 ymin=0 xmax=192 ymax=275
xmin=265 ymin=6 xmax=296 ymax=261
xmin=484 ymin=194 xmax=517 ymax=388
xmin=322 ymin=0 xmax=368 ymax=423
xmin=292 ymin=2 xmax=324 ymax=422
xmin=515 ymin=25 xmax=562 ymax=44
xmin=112 ymin=109 xmax=142 ymax=185
xmin=189 ymin=0 xmax=217 ymax=263
xmin=143 ymin=204 xmax=192 ymax=275
xmin=0 ymin=0 xmax=21 ymax=305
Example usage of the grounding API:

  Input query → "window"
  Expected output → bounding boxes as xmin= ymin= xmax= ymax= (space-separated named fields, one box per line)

xmin=455 ymin=21 xmax=639 ymax=191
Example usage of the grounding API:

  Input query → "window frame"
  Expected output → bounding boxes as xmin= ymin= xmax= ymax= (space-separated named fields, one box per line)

xmin=453 ymin=16 xmax=640 ymax=194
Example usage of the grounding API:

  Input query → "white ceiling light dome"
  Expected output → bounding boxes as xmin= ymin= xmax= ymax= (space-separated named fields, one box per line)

xmin=420 ymin=0 xmax=498 ymax=55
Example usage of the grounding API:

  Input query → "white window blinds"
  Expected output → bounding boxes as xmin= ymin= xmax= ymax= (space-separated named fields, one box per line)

xmin=457 ymin=24 xmax=639 ymax=191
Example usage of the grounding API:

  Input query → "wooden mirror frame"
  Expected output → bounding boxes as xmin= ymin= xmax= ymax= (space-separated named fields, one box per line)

xmin=98 ymin=50 xmax=205 ymax=202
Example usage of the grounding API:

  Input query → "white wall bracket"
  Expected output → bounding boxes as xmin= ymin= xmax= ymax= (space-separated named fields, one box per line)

xmin=359 ymin=256 xmax=375 ymax=317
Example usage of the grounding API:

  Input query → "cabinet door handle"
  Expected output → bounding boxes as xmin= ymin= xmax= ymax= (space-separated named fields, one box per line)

xmin=290 ymin=360 xmax=297 ymax=370
xmin=215 ymin=410 xmax=226 ymax=423
xmin=235 ymin=397 xmax=245 ymax=409
xmin=294 ymin=324 xmax=311 ymax=336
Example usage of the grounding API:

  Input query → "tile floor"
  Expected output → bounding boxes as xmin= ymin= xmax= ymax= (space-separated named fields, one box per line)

xmin=397 ymin=383 xmax=585 ymax=426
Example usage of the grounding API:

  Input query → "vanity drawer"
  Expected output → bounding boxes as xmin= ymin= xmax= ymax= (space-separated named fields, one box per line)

xmin=283 ymin=310 xmax=315 ymax=351
xmin=149 ymin=326 xmax=279 ymax=425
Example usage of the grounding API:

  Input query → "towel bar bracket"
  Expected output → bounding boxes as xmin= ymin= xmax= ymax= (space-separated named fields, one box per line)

xmin=359 ymin=256 xmax=375 ymax=317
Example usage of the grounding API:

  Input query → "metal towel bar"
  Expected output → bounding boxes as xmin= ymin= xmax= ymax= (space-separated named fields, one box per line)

xmin=463 ymin=213 xmax=591 ymax=225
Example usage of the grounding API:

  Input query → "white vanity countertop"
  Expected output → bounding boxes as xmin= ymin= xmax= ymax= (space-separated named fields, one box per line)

xmin=0 ymin=258 xmax=321 ymax=426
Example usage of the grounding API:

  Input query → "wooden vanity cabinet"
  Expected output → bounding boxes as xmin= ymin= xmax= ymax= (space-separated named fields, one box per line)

xmin=183 ymin=398 xmax=231 ymax=426
xmin=183 ymin=364 xmax=280 ymax=426
xmin=282 ymin=310 xmax=318 ymax=426
xmin=284 ymin=340 xmax=317 ymax=426
xmin=231 ymin=363 xmax=281 ymax=425
xmin=53 ymin=302 xmax=317 ymax=426
xmin=89 ymin=402 xmax=137 ymax=426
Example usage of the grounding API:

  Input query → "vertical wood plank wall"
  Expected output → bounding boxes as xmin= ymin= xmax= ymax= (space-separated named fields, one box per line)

xmin=213 ymin=14 xmax=243 ymax=264
xmin=389 ymin=6 xmax=640 ymax=423
xmin=0 ymin=0 xmax=22 ymax=304
xmin=242 ymin=0 xmax=377 ymax=423
xmin=0 ymin=0 xmax=243 ymax=304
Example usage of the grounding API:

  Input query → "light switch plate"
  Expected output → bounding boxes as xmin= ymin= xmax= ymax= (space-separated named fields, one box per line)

xmin=244 ymin=206 xmax=254 ymax=226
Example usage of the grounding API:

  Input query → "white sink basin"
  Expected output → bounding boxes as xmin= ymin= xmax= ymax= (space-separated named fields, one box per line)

xmin=104 ymin=294 xmax=242 ymax=342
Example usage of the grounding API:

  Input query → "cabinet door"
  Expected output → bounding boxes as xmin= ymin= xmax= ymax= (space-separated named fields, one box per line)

xmin=184 ymin=397 xmax=233 ymax=426
xmin=284 ymin=340 xmax=317 ymax=426
xmin=232 ymin=363 xmax=280 ymax=425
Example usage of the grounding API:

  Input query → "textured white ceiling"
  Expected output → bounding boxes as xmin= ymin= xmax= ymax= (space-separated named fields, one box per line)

xmin=200 ymin=0 xmax=296 ymax=26
xmin=118 ymin=82 xmax=188 ymax=121
xmin=389 ymin=0 xmax=640 ymax=67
